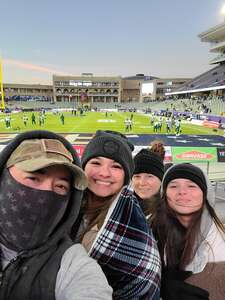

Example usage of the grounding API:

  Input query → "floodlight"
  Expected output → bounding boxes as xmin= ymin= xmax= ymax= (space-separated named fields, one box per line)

xmin=221 ymin=4 xmax=225 ymax=16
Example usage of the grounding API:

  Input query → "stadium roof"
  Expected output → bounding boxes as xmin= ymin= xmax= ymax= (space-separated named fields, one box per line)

xmin=165 ymin=84 xmax=225 ymax=95
xmin=198 ymin=22 xmax=225 ymax=42
xmin=123 ymin=74 xmax=159 ymax=80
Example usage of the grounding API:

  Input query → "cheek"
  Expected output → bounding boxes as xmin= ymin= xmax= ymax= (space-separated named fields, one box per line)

xmin=114 ymin=170 xmax=125 ymax=185
xmin=84 ymin=166 xmax=96 ymax=179
xmin=166 ymin=192 xmax=177 ymax=208
xmin=151 ymin=179 xmax=161 ymax=192
xmin=132 ymin=178 xmax=138 ymax=188
xmin=194 ymin=192 xmax=204 ymax=206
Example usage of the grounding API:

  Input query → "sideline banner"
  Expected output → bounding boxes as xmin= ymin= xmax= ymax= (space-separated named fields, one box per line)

xmin=172 ymin=147 xmax=217 ymax=162
xmin=217 ymin=147 xmax=225 ymax=162
xmin=203 ymin=120 xmax=219 ymax=128
xmin=73 ymin=144 xmax=173 ymax=162
xmin=73 ymin=145 xmax=85 ymax=159
xmin=133 ymin=145 xmax=172 ymax=162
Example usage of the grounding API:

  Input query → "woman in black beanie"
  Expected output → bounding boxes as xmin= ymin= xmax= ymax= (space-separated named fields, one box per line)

xmin=152 ymin=163 xmax=225 ymax=300
xmin=132 ymin=148 xmax=164 ymax=219
xmin=71 ymin=130 xmax=161 ymax=300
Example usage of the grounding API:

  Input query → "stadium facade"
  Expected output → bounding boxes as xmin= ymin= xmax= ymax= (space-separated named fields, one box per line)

xmin=2 ymin=74 xmax=189 ymax=105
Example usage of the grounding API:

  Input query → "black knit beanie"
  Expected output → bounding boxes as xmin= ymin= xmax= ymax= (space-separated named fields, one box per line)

xmin=82 ymin=130 xmax=134 ymax=185
xmin=133 ymin=149 xmax=164 ymax=181
xmin=162 ymin=163 xmax=207 ymax=195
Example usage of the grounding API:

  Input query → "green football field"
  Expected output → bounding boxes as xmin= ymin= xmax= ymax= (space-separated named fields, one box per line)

xmin=0 ymin=110 xmax=223 ymax=135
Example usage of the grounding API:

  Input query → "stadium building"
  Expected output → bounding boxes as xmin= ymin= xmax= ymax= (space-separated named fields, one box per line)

xmin=3 ymin=83 xmax=53 ymax=102
xmin=166 ymin=20 xmax=225 ymax=97
xmin=2 ymin=74 xmax=189 ymax=107
xmin=53 ymin=73 xmax=122 ymax=105
xmin=140 ymin=78 xmax=188 ymax=101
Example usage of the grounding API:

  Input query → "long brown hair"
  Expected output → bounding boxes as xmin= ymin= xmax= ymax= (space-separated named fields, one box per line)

xmin=152 ymin=190 xmax=225 ymax=269
xmin=78 ymin=189 xmax=116 ymax=241
xmin=152 ymin=190 xmax=203 ymax=269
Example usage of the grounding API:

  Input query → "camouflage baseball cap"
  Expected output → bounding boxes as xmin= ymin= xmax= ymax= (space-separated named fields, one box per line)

xmin=6 ymin=138 xmax=87 ymax=190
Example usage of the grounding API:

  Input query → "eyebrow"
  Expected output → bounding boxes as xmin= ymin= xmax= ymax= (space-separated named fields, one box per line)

xmin=30 ymin=169 xmax=71 ymax=182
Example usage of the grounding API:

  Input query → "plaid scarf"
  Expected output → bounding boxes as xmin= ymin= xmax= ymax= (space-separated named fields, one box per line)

xmin=89 ymin=187 xmax=161 ymax=300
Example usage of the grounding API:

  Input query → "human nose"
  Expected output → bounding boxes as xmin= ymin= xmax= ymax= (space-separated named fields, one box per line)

xmin=177 ymin=185 xmax=187 ymax=194
xmin=139 ymin=177 xmax=147 ymax=185
xmin=98 ymin=165 xmax=111 ymax=177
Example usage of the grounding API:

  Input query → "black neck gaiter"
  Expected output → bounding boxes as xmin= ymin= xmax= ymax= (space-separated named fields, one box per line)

xmin=0 ymin=168 xmax=70 ymax=251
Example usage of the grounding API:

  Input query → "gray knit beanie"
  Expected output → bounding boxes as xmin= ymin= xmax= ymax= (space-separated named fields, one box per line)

xmin=82 ymin=130 xmax=134 ymax=185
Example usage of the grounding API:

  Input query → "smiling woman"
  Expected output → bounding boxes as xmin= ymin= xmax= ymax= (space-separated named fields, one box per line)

xmin=71 ymin=130 xmax=161 ymax=300
xmin=152 ymin=163 xmax=225 ymax=300
xmin=132 ymin=148 xmax=165 ymax=219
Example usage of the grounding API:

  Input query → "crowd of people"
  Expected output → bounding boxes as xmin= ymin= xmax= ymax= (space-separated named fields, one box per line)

xmin=0 ymin=129 xmax=224 ymax=299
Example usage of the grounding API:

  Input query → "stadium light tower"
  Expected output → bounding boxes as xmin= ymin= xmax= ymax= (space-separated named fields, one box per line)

xmin=221 ymin=4 xmax=225 ymax=20
xmin=0 ymin=56 xmax=5 ymax=111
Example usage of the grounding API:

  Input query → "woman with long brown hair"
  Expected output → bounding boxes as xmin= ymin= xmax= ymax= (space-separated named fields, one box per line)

xmin=152 ymin=163 xmax=225 ymax=300
xmin=71 ymin=130 xmax=161 ymax=300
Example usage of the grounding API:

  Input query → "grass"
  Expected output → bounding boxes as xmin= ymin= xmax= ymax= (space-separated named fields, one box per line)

xmin=0 ymin=111 xmax=223 ymax=135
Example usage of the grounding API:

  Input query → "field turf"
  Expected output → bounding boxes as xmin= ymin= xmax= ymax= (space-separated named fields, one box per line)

xmin=0 ymin=111 xmax=223 ymax=135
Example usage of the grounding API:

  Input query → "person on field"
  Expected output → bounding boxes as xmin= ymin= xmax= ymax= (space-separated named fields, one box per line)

xmin=0 ymin=130 xmax=112 ymax=300
xmin=31 ymin=112 xmax=36 ymax=125
xmin=71 ymin=130 xmax=161 ymax=300
xmin=152 ymin=163 xmax=225 ymax=300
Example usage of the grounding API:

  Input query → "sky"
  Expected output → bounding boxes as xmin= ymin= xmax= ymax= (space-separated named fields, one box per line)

xmin=1 ymin=0 xmax=225 ymax=84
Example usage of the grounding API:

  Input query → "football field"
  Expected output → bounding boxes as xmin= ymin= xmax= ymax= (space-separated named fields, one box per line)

xmin=0 ymin=110 xmax=223 ymax=135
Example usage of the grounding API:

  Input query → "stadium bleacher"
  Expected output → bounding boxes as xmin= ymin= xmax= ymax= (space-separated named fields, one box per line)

xmin=176 ymin=63 xmax=225 ymax=91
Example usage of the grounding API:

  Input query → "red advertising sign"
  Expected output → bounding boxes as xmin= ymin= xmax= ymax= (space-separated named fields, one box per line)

xmin=176 ymin=150 xmax=213 ymax=160
xmin=72 ymin=145 xmax=85 ymax=158
xmin=203 ymin=120 xmax=219 ymax=128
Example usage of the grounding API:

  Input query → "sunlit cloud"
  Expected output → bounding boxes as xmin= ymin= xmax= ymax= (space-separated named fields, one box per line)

xmin=4 ymin=58 xmax=73 ymax=76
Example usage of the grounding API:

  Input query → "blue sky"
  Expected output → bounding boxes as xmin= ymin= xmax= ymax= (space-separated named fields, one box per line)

xmin=1 ymin=0 xmax=225 ymax=84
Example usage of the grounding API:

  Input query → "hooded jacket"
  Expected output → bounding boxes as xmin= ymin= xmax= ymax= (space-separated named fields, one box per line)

xmin=0 ymin=130 xmax=112 ymax=300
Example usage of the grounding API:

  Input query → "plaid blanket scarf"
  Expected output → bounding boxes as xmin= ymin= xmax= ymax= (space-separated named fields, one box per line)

xmin=89 ymin=186 xmax=161 ymax=300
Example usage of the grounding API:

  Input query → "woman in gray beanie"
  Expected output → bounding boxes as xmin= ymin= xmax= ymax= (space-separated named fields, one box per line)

xmin=71 ymin=130 xmax=161 ymax=300
xmin=152 ymin=163 xmax=225 ymax=300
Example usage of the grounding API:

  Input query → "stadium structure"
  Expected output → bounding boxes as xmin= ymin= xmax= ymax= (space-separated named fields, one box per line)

xmin=166 ymin=21 xmax=225 ymax=96
xmin=2 ymin=74 xmax=189 ymax=106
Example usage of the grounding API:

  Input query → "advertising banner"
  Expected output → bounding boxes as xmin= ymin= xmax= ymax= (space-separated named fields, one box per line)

xmin=217 ymin=147 xmax=225 ymax=162
xmin=133 ymin=145 xmax=172 ymax=162
xmin=203 ymin=120 xmax=219 ymax=128
xmin=72 ymin=145 xmax=85 ymax=159
xmin=172 ymin=147 xmax=217 ymax=162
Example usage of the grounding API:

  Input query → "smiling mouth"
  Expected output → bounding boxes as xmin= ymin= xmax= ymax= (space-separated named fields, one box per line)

xmin=175 ymin=202 xmax=200 ymax=208
xmin=95 ymin=180 xmax=111 ymax=186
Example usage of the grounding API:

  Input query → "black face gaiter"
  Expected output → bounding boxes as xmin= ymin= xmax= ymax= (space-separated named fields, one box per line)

xmin=0 ymin=168 xmax=70 ymax=251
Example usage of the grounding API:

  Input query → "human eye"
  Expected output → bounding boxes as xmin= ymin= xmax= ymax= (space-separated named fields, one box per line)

xmin=55 ymin=182 xmax=70 ymax=195
xmin=26 ymin=175 xmax=39 ymax=182
xmin=112 ymin=163 xmax=122 ymax=169
xmin=188 ymin=184 xmax=198 ymax=188
xmin=133 ymin=174 xmax=140 ymax=179
xmin=89 ymin=159 xmax=101 ymax=165
xmin=168 ymin=183 xmax=177 ymax=188
xmin=147 ymin=174 xmax=154 ymax=179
